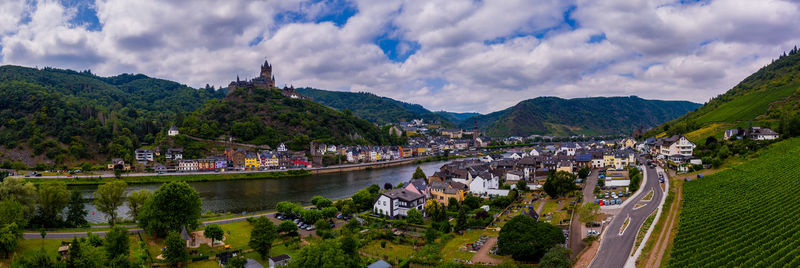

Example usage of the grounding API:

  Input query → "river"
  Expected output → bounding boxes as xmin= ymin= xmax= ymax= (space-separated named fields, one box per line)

xmin=73 ymin=160 xmax=450 ymax=223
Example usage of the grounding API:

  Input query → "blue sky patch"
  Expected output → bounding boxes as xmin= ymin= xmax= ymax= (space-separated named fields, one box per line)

xmin=563 ymin=5 xmax=578 ymax=29
xmin=61 ymin=0 xmax=101 ymax=31
xmin=375 ymin=30 xmax=420 ymax=62
xmin=248 ymin=36 xmax=264 ymax=47
xmin=314 ymin=0 xmax=358 ymax=27
xmin=588 ymin=33 xmax=606 ymax=43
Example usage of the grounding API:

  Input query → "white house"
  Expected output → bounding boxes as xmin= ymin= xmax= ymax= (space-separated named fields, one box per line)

xmin=529 ymin=149 xmax=540 ymax=156
xmin=277 ymin=143 xmax=287 ymax=152
xmin=560 ymin=143 xmax=577 ymax=156
xmin=747 ymin=127 xmax=779 ymax=140
xmin=374 ymin=188 xmax=425 ymax=218
xmin=658 ymin=135 xmax=696 ymax=157
xmin=168 ymin=125 xmax=179 ymax=136
xmin=469 ymin=172 xmax=508 ymax=196
xmin=135 ymin=148 xmax=154 ymax=163
xmin=268 ymin=254 xmax=291 ymax=267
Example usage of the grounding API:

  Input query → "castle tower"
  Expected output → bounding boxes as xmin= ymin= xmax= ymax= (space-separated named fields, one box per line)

xmin=260 ymin=60 xmax=275 ymax=87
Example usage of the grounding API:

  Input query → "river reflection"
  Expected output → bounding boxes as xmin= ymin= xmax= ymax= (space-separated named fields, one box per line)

xmin=73 ymin=160 xmax=449 ymax=223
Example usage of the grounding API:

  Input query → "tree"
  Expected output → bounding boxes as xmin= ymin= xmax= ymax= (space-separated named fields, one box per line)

xmin=578 ymin=167 xmax=591 ymax=179
xmin=310 ymin=196 xmax=332 ymax=208
xmin=577 ymin=203 xmax=600 ymax=223
xmin=406 ymin=208 xmax=423 ymax=224
xmin=0 ymin=178 xmax=37 ymax=219
xmin=227 ymin=256 xmax=247 ymax=268
xmin=413 ymin=166 xmax=427 ymax=180
xmin=163 ymin=231 xmax=188 ymax=266
xmin=425 ymin=228 xmax=438 ymax=244
xmin=516 ymin=180 xmax=528 ymax=191
xmin=278 ymin=220 xmax=298 ymax=235
xmin=425 ymin=199 xmax=447 ymax=222
xmin=249 ymin=217 xmax=277 ymax=260
xmin=629 ymin=173 xmax=643 ymax=192
xmin=105 ymin=226 xmax=130 ymax=258
xmin=322 ymin=206 xmax=338 ymax=219
xmin=138 ymin=182 xmax=202 ymax=237
xmin=455 ymin=207 xmax=467 ymax=232
xmin=204 ymin=224 xmax=224 ymax=246
xmin=543 ymin=171 xmax=578 ymax=198
xmin=114 ymin=169 xmax=123 ymax=180
xmin=315 ymin=219 xmax=333 ymax=238
xmin=290 ymin=239 xmax=347 ymax=268
xmin=17 ymin=248 xmax=56 ymax=268
xmin=367 ymin=184 xmax=380 ymax=195
xmin=65 ymin=191 xmax=88 ymax=228
xmin=718 ymin=145 xmax=731 ymax=159
xmin=538 ymin=245 xmax=573 ymax=268
xmin=301 ymin=209 xmax=323 ymax=224
xmin=0 ymin=223 xmax=21 ymax=258
xmin=66 ymin=237 xmax=83 ymax=268
xmin=126 ymin=189 xmax=152 ymax=221
xmin=339 ymin=236 xmax=359 ymax=256
xmin=463 ymin=195 xmax=482 ymax=210
xmin=36 ymin=182 xmax=70 ymax=226
xmin=0 ymin=199 xmax=27 ymax=228
xmin=383 ymin=183 xmax=393 ymax=190
xmin=497 ymin=215 xmax=565 ymax=262
xmin=94 ymin=180 xmax=127 ymax=225
xmin=276 ymin=201 xmax=301 ymax=216
xmin=351 ymin=189 xmax=374 ymax=211
xmin=447 ymin=197 xmax=460 ymax=211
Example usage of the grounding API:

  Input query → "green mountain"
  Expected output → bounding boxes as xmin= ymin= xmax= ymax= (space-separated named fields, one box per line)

xmin=183 ymin=87 xmax=401 ymax=151
xmin=295 ymin=87 xmax=454 ymax=125
xmin=644 ymin=47 xmax=800 ymax=143
xmin=0 ymin=65 xmax=226 ymax=167
xmin=434 ymin=111 xmax=482 ymax=123
xmin=461 ymin=96 xmax=700 ymax=137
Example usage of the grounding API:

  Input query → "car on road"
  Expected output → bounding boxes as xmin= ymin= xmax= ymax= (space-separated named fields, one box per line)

xmin=587 ymin=230 xmax=599 ymax=236
xmin=306 ymin=225 xmax=315 ymax=231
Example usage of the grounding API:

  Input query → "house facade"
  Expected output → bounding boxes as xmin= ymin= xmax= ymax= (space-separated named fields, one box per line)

xmin=373 ymin=188 xmax=425 ymax=218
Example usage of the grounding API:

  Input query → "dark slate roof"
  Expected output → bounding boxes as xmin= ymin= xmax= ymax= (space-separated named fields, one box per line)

xmin=270 ymin=254 xmax=291 ymax=262
xmin=382 ymin=188 xmax=424 ymax=202
xmin=409 ymin=178 xmax=427 ymax=191
xmin=368 ymin=260 xmax=392 ymax=268
xmin=576 ymin=154 xmax=592 ymax=162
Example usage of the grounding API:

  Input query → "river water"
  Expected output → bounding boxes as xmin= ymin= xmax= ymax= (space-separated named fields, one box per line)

xmin=73 ymin=160 xmax=448 ymax=223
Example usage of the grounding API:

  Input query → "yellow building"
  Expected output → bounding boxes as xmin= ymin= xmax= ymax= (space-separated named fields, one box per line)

xmin=430 ymin=181 xmax=468 ymax=206
xmin=245 ymin=154 xmax=261 ymax=169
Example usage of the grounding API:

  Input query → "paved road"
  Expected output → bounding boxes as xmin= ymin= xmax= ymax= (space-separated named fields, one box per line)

xmin=591 ymin=159 xmax=664 ymax=268
xmin=569 ymin=169 xmax=599 ymax=257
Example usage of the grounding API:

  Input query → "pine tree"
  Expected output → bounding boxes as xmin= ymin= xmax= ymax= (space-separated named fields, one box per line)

xmin=66 ymin=191 xmax=88 ymax=228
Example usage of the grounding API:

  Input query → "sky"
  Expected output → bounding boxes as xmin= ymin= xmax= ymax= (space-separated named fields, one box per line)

xmin=1 ymin=0 xmax=799 ymax=113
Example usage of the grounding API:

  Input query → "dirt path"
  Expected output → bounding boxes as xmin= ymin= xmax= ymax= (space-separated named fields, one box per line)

xmin=573 ymin=239 xmax=601 ymax=268
xmin=645 ymin=180 xmax=683 ymax=268
xmin=470 ymin=237 xmax=502 ymax=265
xmin=536 ymin=200 xmax=546 ymax=214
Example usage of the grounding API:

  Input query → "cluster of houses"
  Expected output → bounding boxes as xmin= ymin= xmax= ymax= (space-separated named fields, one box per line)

xmin=373 ymin=139 xmax=647 ymax=218
xmin=640 ymin=135 xmax=697 ymax=163
xmin=723 ymin=126 xmax=779 ymax=141
xmin=120 ymin=143 xmax=312 ymax=172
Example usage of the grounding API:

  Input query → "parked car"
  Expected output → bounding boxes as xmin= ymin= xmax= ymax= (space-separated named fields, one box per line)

xmin=684 ymin=178 xmax=691 ymax=182
xmin=306 ymin=225 xmax=315 ymax=231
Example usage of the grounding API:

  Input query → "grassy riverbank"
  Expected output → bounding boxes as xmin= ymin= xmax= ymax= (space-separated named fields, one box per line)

xmin=24 ymin=169 xmax=312 ymax=185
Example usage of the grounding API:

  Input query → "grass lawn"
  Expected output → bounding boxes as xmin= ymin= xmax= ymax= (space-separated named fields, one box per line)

xmin=441 ymin=229 xmax=498 ymax=262
xmin=685 ymin=122 xmax=732 ymax=145
xmin=187 ymin=260 xmax=221 ymax=268
xmin=541 ymin=199 xmax=559 ymax=215
xmin=361 ymin=240 xmax=415 ymax=263
xmin=217 ymin=220 xmax=254 ymax=250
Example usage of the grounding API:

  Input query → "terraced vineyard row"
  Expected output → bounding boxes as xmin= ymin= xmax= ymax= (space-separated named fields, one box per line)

xmin=669 ymin=138 xmax=800 ymax=267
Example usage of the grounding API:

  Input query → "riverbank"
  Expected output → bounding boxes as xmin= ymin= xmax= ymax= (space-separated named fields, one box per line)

xmin=21 ymin=157 xmax=425 ymax=185
xmin=23 ymin=169 xmax=312 ymax=185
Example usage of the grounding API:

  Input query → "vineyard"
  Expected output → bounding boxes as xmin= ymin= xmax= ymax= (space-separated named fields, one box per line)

xmin=668 ymin=138 xmax=800 ymax=267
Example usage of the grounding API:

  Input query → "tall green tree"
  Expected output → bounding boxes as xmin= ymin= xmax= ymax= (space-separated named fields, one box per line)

xmin=0 ymin=199 xmax=27 ymax=228
xmin=204 ymin=224 xmax=224 ymax=246
xmin=94 ymin=180 xmax=127 ymax=225
xmin=543 ymin=171 xmax=578 ymax=198
xmin=455 ymin=207 xmax=467 ymax=232
xmin=578 ymin=167 xmax=591 ymax=179
xmin=406 ymin=208 xmax=423 ymax=224
xmin=66 ymin=237 xmax=83 ymax=268
xmin=66 ymin=191 xmax=88 ymax=228
xmin=290 ymin=239 xmax=347 ymax=268
xmin=413 ymin=166 xmax=427 ymax=180
xmin=36 ymin=182 xmax=71 ymax=226
xmin=497 ymin=215 xmax=565 ymax=262
xmin=126 ymin=189 xmax=152 ymax=221
xmin=138 ymin=182 xmax=202 ymax=237
xmin=278 ymin=220 xmax=298 ymax=236
xmin=0 ymin=223 xmax=21 ymax=258
xmin=538 ymin=245 xmax=574 ymax=268
xmin=249 ymin=217 xmax=277 ymax=260
xmin=163 ymin=231 xmax=188 ymax=266
xmin=310 ymin=196 xmax=332 ymax=208
xmin=0 ymin=177 xmax=37 ymax=219
xmin=105 ymin=226 xmax=130 ymax=258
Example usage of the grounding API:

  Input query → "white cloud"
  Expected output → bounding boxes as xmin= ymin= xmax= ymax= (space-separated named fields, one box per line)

xmin=1 ymin=0 xmax=799 ymax=113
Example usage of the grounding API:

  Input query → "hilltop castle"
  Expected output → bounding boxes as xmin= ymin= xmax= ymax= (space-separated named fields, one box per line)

xmin=227 ymin=59 xmax=307 ymax=99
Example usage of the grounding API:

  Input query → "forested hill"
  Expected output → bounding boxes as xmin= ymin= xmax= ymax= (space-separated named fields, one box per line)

xmin=182 ymin=87 xmax=402 ymax=151
xmin=643 ymin=47 xmax=800 ymax=143
xmin=461 ymin=96 xmax=700 ymax=137
xmin=296 ymin=87 xmax=455 ymax=125
xmin=0 ymin=65 xmax=228 ymax=166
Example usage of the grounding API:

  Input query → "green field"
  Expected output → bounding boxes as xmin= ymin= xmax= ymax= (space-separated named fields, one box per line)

xmin=669 ymin=138 xmax=800 ymax=267
xmin=694 ymin=82 xmax=798 ymax=124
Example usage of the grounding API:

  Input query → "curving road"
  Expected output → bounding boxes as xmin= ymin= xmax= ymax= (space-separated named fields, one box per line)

xmin=590 ymin=158 xmax=664 ymax=268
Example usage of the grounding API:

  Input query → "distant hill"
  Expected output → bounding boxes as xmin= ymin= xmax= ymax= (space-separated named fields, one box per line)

xmin=185 ymin=87 xmax=401 ymax=151
xmin=0 ymin=65 xmax=226 ymax=166
xmin=296 ymin=87 xmax=454 ymax=126
xmin=461 ymin=96 xmax=700 ymax=137
xmin=644 ymin=47 xmax=800 ymax=143
xmin=434 ymin=111 xmax=482 ymax=123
